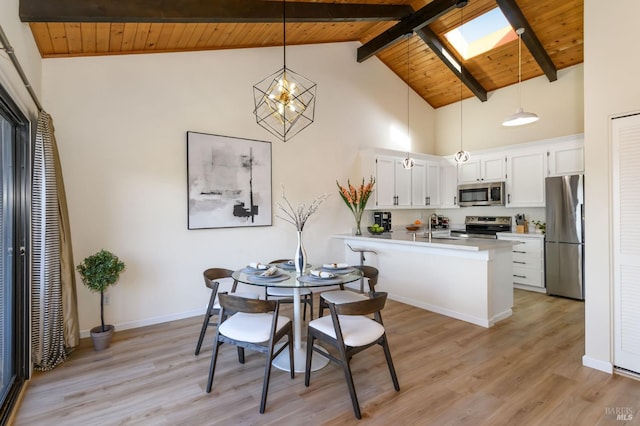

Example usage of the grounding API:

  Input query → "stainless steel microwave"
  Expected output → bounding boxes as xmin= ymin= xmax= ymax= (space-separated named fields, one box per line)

xmin=458 ymin=182 xmax=505 ymax=207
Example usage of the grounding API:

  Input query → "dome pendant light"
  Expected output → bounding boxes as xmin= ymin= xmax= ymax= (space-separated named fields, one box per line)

xmin=502 ymin=28 xmax=539 ymax=127
xmin=402 ymin=34 xmax=415 ymax=170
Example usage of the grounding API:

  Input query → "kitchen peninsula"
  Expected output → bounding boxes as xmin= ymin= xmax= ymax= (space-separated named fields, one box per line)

xmin=333 ymin=233 xmax=517 ymax=328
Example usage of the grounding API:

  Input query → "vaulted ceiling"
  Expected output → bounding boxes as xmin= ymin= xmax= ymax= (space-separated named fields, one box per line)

xmin=20 ymin=0 xmax=583 ymax=108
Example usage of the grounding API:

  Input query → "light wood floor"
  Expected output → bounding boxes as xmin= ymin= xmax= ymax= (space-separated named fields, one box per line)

xmin=14 ymin=290 xmax=640 ymax=425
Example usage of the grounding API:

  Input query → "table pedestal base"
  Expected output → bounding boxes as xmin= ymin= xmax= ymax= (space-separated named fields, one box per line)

xmin=272 ymin=343 xmax=329 ymax=373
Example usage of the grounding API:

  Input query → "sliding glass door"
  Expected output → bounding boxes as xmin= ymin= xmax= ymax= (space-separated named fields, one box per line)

xmin=0 ymin=85 xmax=30 ymax=422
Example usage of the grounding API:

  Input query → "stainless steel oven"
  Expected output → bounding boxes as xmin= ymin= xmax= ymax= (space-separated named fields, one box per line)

xmin=450 ymin=216 xmax=512 ymax=239
xmin=458 ymin=182 xmax=505 ymax=207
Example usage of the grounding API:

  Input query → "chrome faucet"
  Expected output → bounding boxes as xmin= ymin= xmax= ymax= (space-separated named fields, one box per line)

xmin=427 ymin=213 xmax=438 ymax=242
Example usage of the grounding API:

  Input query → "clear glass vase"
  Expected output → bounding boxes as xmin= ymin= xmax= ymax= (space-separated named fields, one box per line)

xmin=294 ymin=230 xmax=307 ymax=275
xmin=354 ymin=210 xmax=363 ymax=236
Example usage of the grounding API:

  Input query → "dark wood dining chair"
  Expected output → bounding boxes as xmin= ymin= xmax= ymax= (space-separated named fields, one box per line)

xmin=318 ymin=265 xmax=378 ymax=317
xmin=305 ymin=292 xmax=399 ymax=419
xmin=194 ymin=268 xmax=259 ymax=356
xmin=206 ymin=293 xmax=294 ymax=414
xmin=265 ymin=259 xmax=314 ymax=320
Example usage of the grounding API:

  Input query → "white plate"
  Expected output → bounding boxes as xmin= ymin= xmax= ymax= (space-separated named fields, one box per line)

xmin=322 ymin=263 xmax=349 ymax=270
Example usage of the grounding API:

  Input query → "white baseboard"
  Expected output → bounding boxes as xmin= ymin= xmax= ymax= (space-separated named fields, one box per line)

xmin=388 ymin=293 xmax=493 ymax=328
xmin=582 ymin=355 xmax=613 ymax=374
xmin=79 ymin=308 xmax=204 ymax=338
xmin=514 ymin=284 xmax=547 ymax=294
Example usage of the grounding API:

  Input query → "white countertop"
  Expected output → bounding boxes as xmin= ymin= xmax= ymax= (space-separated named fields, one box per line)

xmin=333 ymin=232 xmax=517 ymax=252
xmin=498 ymin=232 xmax=546 ymax=239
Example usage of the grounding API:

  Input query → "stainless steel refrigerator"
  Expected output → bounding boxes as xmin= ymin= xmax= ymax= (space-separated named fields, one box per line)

xmin=545 ymin=175 xmax=585 ymax=300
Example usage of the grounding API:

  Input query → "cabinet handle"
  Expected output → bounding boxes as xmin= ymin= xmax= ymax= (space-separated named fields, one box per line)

xmin=513 ymin=261 xmax=527 ymax=264
xmin=514 ymin=274 xmax=527 ymax=279
xmin=426 ymin=196 xmax=431 ymax=205
xmin=513 ymin=250 xmax=526 ymax=254
xmin=508 ymin=194 xmax=511 ymax=203
xmin=454 ymin=196 xmax=457 ymax=205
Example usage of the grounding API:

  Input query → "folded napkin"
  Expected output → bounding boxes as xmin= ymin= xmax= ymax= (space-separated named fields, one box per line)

xmin=259 ymin=266 xmax=280 ymax=277
xmin=249 ymin=262 xmax=269 ymax=270
xmin=310 ymin=269 xmax=335 ymax=279
xmin=322 ymin=263 xmax=349 ymax=269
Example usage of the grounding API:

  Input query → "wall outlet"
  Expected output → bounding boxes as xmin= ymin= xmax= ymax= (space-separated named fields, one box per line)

xmin=103 ymin=293 xmax=110 ymax=305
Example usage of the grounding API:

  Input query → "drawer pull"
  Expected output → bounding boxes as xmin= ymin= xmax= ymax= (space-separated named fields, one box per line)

xmin=513 ymin=274 xmax=527 ymax=279
xmin=513 ymin=250 xmax=527 ymax=254
xmin=513 ymin=261 xmax=527 ymax=264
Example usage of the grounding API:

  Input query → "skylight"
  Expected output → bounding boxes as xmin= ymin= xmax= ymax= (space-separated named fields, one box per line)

xmin=444 ymin=8 xmax=516 ymax=60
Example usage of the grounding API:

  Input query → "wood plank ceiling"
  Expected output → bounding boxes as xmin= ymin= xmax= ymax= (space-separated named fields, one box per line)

xmin=20 ymin=0 xmax=583 ymax=108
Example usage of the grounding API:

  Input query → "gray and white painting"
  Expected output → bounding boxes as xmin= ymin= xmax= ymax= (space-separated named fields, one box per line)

xmin=187 ymin=132 xmax=272 ymax=229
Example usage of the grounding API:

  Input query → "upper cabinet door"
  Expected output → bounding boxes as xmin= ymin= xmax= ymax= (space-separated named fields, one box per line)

xmin=375 ymin=156 xmax=396 ymax=208
xmin=548 ymin=143 xmax=584 ymax=176
xmin=506 ymin=151 xmax=546 ymax=207
xmin=426 ymin=162 xmax=441 ymax=207
xmin=394 ymin=159 xmax=412 ymax=207
xmin=458 ymin=155 xmax=505 ymax=183
xmin=440 ymin=160 xmax=459 ymax=208
xmin=458 ymin=160 xmax=481 ymax=184
xmin=410 ymin=160 xmax=427 ymax=207
xmin=482 ymin=157 xmax=506 ymax=181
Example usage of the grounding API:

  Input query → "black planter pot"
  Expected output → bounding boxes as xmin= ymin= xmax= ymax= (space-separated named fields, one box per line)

xmin=90 ymin=325 xmax=115 ymax=351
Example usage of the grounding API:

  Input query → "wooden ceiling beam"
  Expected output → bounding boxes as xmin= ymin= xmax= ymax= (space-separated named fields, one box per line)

xmin=19 ymin=0 xmax=413 ymax=23
xmin=496 ymin=0 xmax=557 ymax=82
xmin=357 ymin=0 xmax=466 ymax=63
xmin=415 ymin=26 xmax=487 ymax=102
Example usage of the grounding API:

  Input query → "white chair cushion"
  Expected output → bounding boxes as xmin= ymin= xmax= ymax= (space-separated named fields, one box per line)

xmin=321 ymin=290 xmax=367 ymax=305
xmin=219 ymin=313 xmax=291 ymax=343
xmin=309 ymin=315 xmax=384 ymax=347
xmin=266 ymin=287 xmax=312 ymax=297
xmin=213 ymin=292 xmax=260 ymax=310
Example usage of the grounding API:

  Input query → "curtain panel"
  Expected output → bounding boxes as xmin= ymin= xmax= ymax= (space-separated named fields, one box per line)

xmin=31 ymin=111 xmax=79 ymax=370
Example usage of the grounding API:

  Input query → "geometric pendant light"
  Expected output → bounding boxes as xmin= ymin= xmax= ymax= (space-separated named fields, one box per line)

xmin=453 ymin=7 xmax=470 ymax=163
xmin=402 ymin=34 xmax=415 ymax=170
xmin=253 ymin=0 xmax=317 ymax=141
xmin=502 ymin=28 xmax=539 ymax=127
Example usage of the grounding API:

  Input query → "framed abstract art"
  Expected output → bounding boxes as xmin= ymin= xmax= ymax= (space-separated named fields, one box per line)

xmin=187 ymin=132 xmax=272 ymax=229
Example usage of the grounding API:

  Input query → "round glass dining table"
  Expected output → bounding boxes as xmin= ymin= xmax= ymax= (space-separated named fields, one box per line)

xmin=232 ymin=264 xmax=363 ymax=372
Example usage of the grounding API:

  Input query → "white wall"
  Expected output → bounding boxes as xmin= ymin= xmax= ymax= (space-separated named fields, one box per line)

xmin=41 ymin=42 xmax=437 ymax=334
xmin=0 ymin=0 xmax=41 ymax=119
xmin=435 ymin=64 xmax=584 ymax=156
xmin=582 ymin=0 xmax=640 ymax=373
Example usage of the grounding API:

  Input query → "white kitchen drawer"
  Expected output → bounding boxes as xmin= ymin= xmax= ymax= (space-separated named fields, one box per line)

xmin=511 ymin=239 xmax=543 ymax=256
xmin=512 ymin=266 xmax=544 ymax=288
xmin=512 ymin=251 xmax=543 ymax=266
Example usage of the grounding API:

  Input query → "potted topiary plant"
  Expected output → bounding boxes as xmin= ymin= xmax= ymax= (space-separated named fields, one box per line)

xmin=76 ymin=249 xmax=126 ymax=351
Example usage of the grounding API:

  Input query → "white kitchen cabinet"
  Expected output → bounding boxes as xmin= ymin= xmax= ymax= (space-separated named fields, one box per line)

xmin=374 ymin=155 xmax=439 ymax=209
xmin=497 ymin=233 xmax=545 ymax=293
xmin=440 ymin=159 xmax=459 ymax=208
xmin=394 ymin=159 xmax=412 ymax=207
xmin=410 ymin=160 xmax=440 ymax=207
xmin=547 ymin=139 xmax=584 ymax=176
xmin=409 ymin=160 xmax=440 ymax=207
xmin=458 ymin=155 xmax=505 ymax=184
xmin=506 ymin=150 xmax=546 ymax=207
xmin=374 ymin=156 xmax=396 ymax=208
xmin=373 ymin=155 xmax=414 ymax=208
xmin=410 ymin=160 xmax=427 ymax=207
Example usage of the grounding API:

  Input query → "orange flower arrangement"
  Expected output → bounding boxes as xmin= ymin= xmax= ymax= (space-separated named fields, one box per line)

xmin=336 ymin=176 xmax=375 ymax=235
